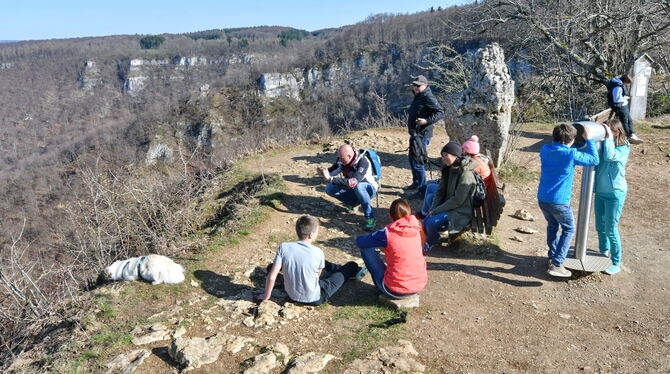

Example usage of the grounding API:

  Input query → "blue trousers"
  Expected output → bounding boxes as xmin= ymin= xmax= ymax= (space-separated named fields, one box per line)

xmin=408 ymin=136 xmax=432 ymax=193
xmin=359 ymin=247 xmax=413 ymax=299
xmin=325 ymin=182 xmax=376 ymax=219
xmin=538 ymin=202 xmax=575 ymax=266
xmin=594 ymin=191 xmax=626 ymax=266
xmin=423 ymin=212 xmax=449 ymax=247
xmin=611 ymin=104 xmax=635 ymax=137
xmin=420 ymin=182 xmax=440 ymax=216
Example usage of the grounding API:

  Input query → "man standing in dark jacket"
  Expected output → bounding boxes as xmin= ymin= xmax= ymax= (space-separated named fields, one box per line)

xmin=406 ymin=75 xmax=445 ymax=198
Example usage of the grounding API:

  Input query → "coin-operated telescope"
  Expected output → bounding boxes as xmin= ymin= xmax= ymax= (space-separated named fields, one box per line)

xmin=563 ymin=121 xmax=612 ymax=272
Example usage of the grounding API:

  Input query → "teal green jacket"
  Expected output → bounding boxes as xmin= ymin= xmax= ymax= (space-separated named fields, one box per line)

xmin=594 ymin=138 xmax=630 ymax=194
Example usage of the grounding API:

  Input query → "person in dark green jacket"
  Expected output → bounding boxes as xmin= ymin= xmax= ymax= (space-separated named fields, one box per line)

xmin=594 ymin=119 xmax=630 ymax=275
xmin=423 ymin=141 xmax=476 ymax=251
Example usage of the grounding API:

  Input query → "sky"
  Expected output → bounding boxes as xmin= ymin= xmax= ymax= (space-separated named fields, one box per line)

xmin=0 ymin=0 xmax=466 ymax=41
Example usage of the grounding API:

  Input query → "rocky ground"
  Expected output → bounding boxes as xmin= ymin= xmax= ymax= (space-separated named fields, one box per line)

xmin=9 ymin=123 xmax=670 ymax=374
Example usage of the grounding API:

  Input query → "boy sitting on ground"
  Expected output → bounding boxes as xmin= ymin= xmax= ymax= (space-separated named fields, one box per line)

xmin=258 ymin=215 xmax=366 ymax=305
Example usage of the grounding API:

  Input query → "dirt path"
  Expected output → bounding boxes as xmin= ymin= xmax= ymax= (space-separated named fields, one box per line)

xmin=128 ymin=125 xmax=669 ymax=374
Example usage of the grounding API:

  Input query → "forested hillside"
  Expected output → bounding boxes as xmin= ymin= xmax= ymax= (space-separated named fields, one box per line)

xmin=1 ymin=1 xmax=669 ymax=367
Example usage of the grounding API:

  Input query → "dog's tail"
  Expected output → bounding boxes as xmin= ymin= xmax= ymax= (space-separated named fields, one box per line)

xmin=163 ymin=263 xmax=186 ymax=284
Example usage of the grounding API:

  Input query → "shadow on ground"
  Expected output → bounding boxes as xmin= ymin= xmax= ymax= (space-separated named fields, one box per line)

xmin=194 ymin=269 xmax=258 ymax=298
xmin=426 ymin=241 xmax=545 ymax=287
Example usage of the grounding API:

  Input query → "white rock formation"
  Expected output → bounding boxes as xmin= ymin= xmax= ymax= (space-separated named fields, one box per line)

xmin=443 ymin=43 xmax=514 ymax=166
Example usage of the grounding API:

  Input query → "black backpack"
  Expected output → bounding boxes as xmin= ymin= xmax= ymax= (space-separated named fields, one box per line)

xmin=471 ymin=171 xmax=487 ymax=208
xmin=408 ymin=133 xmax=428 ymax=166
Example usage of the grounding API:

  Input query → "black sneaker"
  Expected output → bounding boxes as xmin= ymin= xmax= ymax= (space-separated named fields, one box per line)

xmin=404 ymin=183 xmax=419 ymax=190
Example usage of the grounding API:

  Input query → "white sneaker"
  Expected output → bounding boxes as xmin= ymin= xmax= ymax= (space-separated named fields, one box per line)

xmin=547 ymin=263 xmax=572 ymax=278
xmin=628 ymin=134 xmax=644 ymax=144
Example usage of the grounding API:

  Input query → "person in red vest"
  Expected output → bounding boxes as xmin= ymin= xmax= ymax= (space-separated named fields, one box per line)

xmin=355 ymin=199 xmax=427 ymax=299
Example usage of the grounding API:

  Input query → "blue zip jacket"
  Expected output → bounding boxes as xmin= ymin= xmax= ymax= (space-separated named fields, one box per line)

xmin=537 ymin=139 xmax=599 ymax=204
xmin=594 ymin=138 xmax=629 ymax=194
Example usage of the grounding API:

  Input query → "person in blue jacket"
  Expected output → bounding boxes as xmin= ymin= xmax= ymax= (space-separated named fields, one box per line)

xmin=594 ymin=119 xmax=630 ymax=275
xmin=607 ymin=75 xmax=643 ymax=144
xmin=538 ymin=124 xmax=599 ymax=278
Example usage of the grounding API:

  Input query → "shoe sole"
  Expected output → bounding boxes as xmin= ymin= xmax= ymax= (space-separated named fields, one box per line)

xmin=547 ymin=269 xmax=572 ymax=277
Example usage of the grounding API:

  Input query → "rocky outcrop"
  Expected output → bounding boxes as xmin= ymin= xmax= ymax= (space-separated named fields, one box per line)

xmin=120 ymin=56 xmax=224 ymax=96
xmin=286 ymin=352 xmax=336 ymax=374
xmin=344 ymin=340 xmax=425 ymax=373
xmin=443 ymin=43 xmax=514 ymax=166
xmin=146 ymin=143 xmax=173 ymax=165
xmin=104 ymin=349 xmax=150 ymax=374
xmin=79 ymin=61 xmax=102 ymax=90
xmin=257 ymin=50 xmax=403 ymax=102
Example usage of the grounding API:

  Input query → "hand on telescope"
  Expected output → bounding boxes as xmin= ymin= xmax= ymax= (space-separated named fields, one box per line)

xmin=603 ymin=124 xmax=612 ymax=139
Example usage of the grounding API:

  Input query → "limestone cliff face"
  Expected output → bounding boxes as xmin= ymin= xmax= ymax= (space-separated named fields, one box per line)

xmin=257 ymin=50 xmax=407 ymax=109
xmin=79 ymin=60 xmax=102 ymax=90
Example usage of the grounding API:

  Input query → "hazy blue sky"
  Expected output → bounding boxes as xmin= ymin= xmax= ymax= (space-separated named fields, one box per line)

xmin=1 ymin=0 xmax=465 ymax=41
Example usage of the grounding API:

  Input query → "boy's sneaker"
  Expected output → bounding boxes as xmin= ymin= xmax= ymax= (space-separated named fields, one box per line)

xmin=352 ymin=266 xmax=368 ymax=280
xmin=628 ymin=134 xmax=644 ymax=144
xmin=604 ymin=264 xmax=621 ymax=275
xmin=600 ymin=250 xmax=610 ymax=258
xmin=547 ymin=263 xmax=572 ymax=278
xmin=346 ymin=204 xmax=360 ymax=213
xmin=364 ymin=218 xmax=376 ymax=231
xmin=404 ymin=183 xmax=419 ymax=190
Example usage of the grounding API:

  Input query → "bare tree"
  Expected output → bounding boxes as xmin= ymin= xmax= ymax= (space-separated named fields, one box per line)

xmin=476 ymin=0 xmax=670 ymax=84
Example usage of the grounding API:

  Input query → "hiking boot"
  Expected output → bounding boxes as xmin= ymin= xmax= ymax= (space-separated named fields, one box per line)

xmin=364 ymin=218 xmax=376 ymax=231
xmin=604 ymin=264 xmax=621 ymax=275
xmin=352 ymin=266 xmax=368 ymax=280
xmin=547 ymin=263 xmax=572 ymax=278
xmin=628 ymin=134 xmax=644 ymax=144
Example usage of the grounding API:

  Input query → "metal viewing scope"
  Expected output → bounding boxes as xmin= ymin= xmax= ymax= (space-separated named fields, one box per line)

xmin=563 ymin=121 xmax=612 ymax=272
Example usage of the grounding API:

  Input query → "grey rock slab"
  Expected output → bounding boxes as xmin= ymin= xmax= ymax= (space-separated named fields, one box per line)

xmin=379 ymin=294 xmax=420 ymax=309
xmin=286 ymin=352 xmax=336 ymax=373
xmin=243 ymin=351 xmax=279 ymax=374
xmin=105 ymin=349 xmax=150 ymax=374
xmin=168 ymin=335 xmax=223 ymax=371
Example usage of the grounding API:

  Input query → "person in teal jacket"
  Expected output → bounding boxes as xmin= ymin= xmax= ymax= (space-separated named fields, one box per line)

xmin=594 ymin=119 xmax=630 ymax=275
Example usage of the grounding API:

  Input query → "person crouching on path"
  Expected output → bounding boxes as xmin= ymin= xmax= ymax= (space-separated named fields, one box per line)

xmin=538 ymin=124 xmax=599 ymax=278
xmin=355 ymin=199 xmax=427 ymax=300
xmin=258 ymin=215 xmax=366 ymax=306
xmin=317 ymin=144 xmax=378 ymax=231
xmin=422 ymin=141 xmax=477 ymax=251
xmin=594 ymin=119 xmax=630 ymax=275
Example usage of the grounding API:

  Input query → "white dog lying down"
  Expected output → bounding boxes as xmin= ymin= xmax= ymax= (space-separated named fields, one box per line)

xmin=104 ymin=254 xmax=185 ymax=285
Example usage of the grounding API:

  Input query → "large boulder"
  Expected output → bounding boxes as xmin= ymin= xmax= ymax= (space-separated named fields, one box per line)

xmin=443 ymin=43 xmax=514 ymax=167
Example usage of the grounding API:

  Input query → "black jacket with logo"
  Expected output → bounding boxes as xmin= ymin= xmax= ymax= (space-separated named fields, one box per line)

xmin=407 ymin=86 xmax=445 ymax=138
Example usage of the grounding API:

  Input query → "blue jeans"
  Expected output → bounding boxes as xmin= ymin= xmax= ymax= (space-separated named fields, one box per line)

xmin=420 ymin=182 xmax=440 ymax=216
xmin=325 ymin=182 xmax=376 ymax=219
xmin=594 ymin=191 xmax=626 ymax=266
xmin=538 ymin=202 xmax=575 ymax=266
xmin=359 ymin=247 xmax=412 ymax=299
xmin=423 ymin=212 xmax=449 ymax=247
xmin=408 ymin=136 xmax=431 ymax=193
